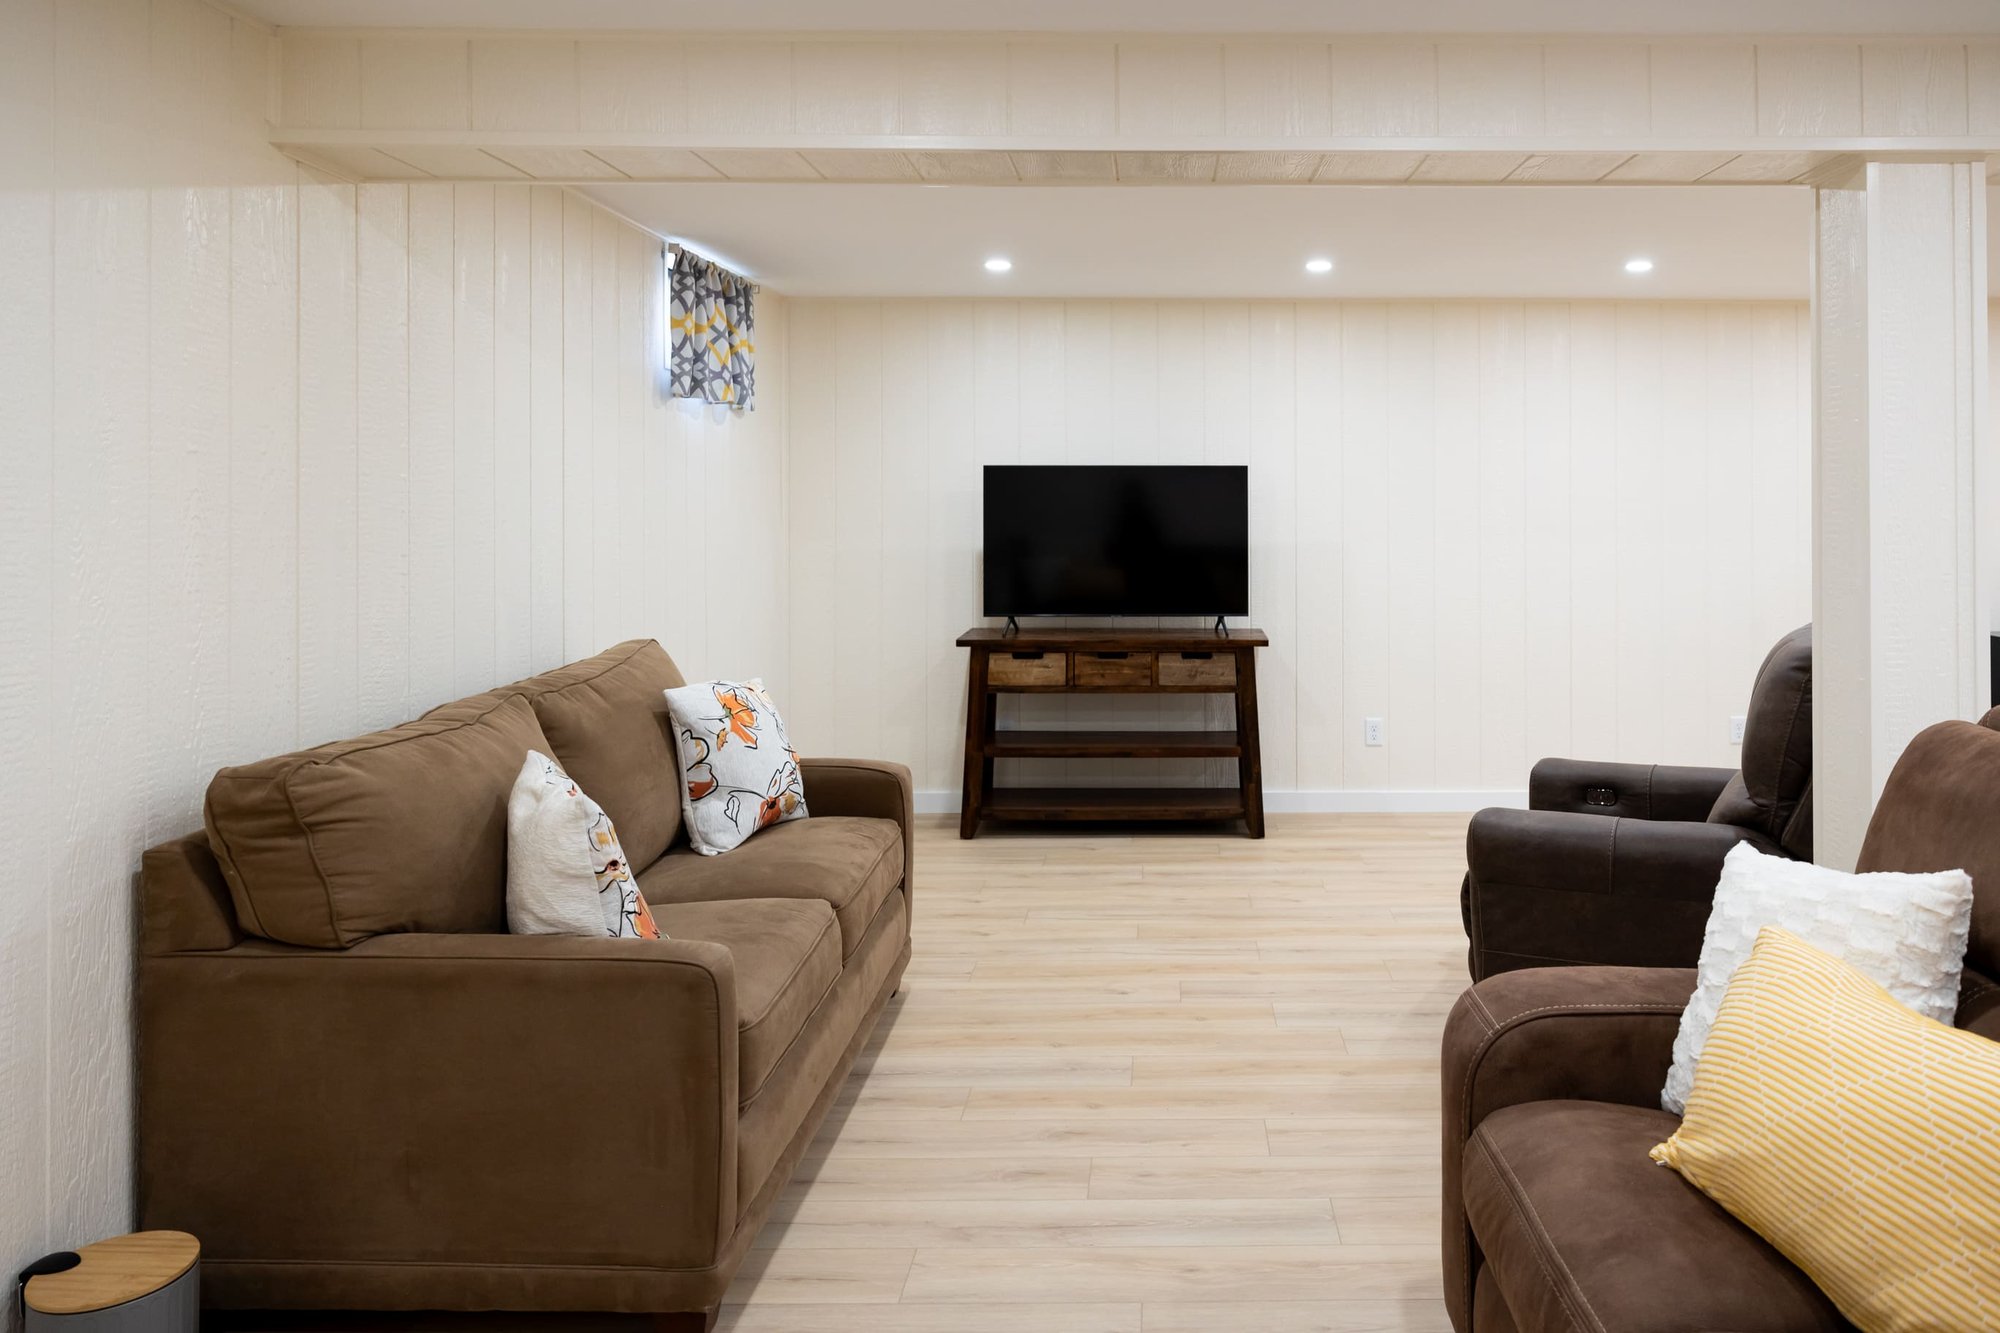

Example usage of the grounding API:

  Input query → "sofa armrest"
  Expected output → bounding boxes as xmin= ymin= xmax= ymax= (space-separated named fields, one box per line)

xmin=1440 ymin=966 xmax=1694 ymax=1332
xmin=1528 ymin=758 xmax=1737 ymax=822
xmin=802 ymin=757 xmax=914 ymax=917
xmin=138 ymin=933 xmax=740 ymax=1288
xmin=1463 ymin=807 xmax=1772 ymax=976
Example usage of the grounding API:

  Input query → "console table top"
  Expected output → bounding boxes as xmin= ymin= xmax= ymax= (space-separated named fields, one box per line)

xmin=957 ymin=625 xmax=1269 ymax=650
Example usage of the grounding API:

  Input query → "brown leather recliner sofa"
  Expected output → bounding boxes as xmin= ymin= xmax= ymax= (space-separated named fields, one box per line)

xmin=135 ymin=640 xmax=913 ymax=1330
xmin=1440 ymin=706 xmax=2000 ymax=1333
xmin=1462 ymin=625 xmax=1813 ymax=979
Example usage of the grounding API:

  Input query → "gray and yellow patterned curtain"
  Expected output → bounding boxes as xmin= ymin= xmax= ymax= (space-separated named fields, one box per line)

xmin=669 ymin=248 xmax=756 ymax=410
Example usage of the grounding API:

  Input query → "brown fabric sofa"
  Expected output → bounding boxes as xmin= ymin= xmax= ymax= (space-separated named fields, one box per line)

xmin=1461 ymin=625 xmax=1813 ymax=979
xmin=1440 ymin=705 xmax=2000 ymax=1333
xmin=135 ymin=640 xmax=914 ymax=1330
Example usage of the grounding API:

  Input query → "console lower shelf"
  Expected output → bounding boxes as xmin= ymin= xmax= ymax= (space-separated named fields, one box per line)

xmin=983 ymin=729 xmax=1242 ymax=759
xmin=981 ymin=786 xmax=1250 ymax=822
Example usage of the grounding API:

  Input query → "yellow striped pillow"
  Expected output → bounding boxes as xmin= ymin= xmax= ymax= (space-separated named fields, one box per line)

xmin=1652 ymin=927 xmax=2000 ymax=1333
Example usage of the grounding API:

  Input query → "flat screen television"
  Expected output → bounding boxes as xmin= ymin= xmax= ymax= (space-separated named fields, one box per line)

xmin=982 ymin=464 xmax=1250 ymax=618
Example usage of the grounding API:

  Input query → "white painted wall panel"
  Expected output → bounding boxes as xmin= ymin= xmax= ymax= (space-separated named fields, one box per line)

xmin=1328 ymin=41 xmax=1438 ymax=137
xmin=1756 ymin=42 xmax=1864 ymax=136
xmin=685 ymin=40 xmax=793 ymax=136
xmin=298 ymin=167 xmax=362 ymax=746
xmin=358 ymin=183 xmax=412 ymax=732
xmin=902 ymin=41 xmax=1008 ymax=137
xmin=577 ymin=39 xmax=687 ymax=135
xmin=1542 ymin=43 xmax=1649 ymax=137
xmin=528 ymin=185 xmax=567 ymax=668
xmin=1223 ymin=42 xmax=1333 ymax=138
xmin=1 ymin=1 xmax=789 ymax=1290
xmin=281 ymin=33 xmax=360 ymax=129
xmin=471 ymin=37 xmax=581 ymax=133
xmin=147 ymin=160 xmax=233 ymax=843
xmin=1117 ymin=41 xmax=1226 ymax=137
xmin=786 ymin=298 xmax=1814 ymax=802
xmin=1647 ymin=43 xmax=1758 ymax=138
xmin=1861 ymin=42 xmax=1970 ymax=136
xmin=408 ymin=183 xmax=459 ymax=706
xmin=794 ymin=41 xmax=901 ymax=136
xmin=48 ymin=0 xmax=151 ymax=1258
xmin=493 ymin=184 xmax=535 ymax=682
xmin=453 ymin=184 xmax=499 ymax=695
xmin=360 ymin=35 xmax=470 ymax=131
xmin=1006 ymin=42 xmax=1117 ymax=138
xmin=1436 ymin=44 xmax=1546 ymax=137
xmin=0 ymin=0 xmax=56 ymax=1279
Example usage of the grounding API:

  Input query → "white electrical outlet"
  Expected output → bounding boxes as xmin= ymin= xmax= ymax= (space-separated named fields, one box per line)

xmin=1364 ymin=717 xmax=1386 ymax=747
xmin=1729 ymin=715 xmax=1747 ymax=745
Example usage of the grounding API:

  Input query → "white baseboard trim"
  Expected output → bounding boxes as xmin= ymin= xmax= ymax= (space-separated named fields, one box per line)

xmin=912 ymin=789 xmax=1526 ymax=815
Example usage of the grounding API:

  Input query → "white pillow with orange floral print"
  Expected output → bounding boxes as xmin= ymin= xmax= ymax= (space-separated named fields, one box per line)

xmin=663 ymin=678 xmax=808 ymax=855
xmin=506 ymin=750 xmax=665 ymax=938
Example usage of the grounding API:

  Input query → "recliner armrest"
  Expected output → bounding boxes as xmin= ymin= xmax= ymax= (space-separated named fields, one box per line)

xmin=801 ymin=757 xmax=914 ymax=918
xmin=1528 ymin=758 xmax=1737 ymax=822
xmin=1440 ymin=965 xmax=1694 ymax=1333
xmin=1464 ymin=808 xmax=1774 ymax=975
xmin=138 ymin=932 xmax=740 ymax=1303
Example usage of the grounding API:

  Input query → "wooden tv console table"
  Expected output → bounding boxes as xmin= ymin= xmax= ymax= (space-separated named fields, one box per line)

xmin=955 ymin=625 xmax=1268 ymax=839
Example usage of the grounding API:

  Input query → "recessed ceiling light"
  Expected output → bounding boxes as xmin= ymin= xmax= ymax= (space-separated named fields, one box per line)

xmin=1624 ymin=258 xmax=1655 ymax=274
xmin=984 ymin=257 xmax=1012 ymax=273
xmin=1305 ymin=257 xmax=1334 ymax=274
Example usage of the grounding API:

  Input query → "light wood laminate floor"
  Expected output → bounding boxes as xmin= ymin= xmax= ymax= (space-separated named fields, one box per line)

xmin=718 ymin=813 xmax=1472 ymax=1333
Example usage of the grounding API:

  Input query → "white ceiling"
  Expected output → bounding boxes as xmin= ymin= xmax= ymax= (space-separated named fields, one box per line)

xmin=581 ymin=183 xmax=1819 ymax=299
xmin=234 ymin=0 xmax=2000 ymax=35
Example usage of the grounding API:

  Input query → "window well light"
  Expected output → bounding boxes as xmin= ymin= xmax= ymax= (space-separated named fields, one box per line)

xmin=1305 ymin=257 xmax=1334 ymax=274
xmin=984 ymin=257 xmax=1012 ymax=273
xmin=1624 ymin=257 xmax=1655 ymax=274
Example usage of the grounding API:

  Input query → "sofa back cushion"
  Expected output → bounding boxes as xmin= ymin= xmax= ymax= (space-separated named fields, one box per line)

xmin=1860 ymin=706 xmax=2000 ymax=993
xmin=1707 ymin=624 xmax=1812 ymax=854
xmin=503 ymin=640 xmax=688 ymax=870
xmin=205 ymin=693 xmax=551 ymax=948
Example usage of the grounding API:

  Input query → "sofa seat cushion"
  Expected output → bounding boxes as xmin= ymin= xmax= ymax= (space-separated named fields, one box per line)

xmin=640 ymin=817 xmax=902 ymax=961
xmin=650 ymin=898 xmax=840 ymax=1107
xmin=1463 ymin=1101 xmax=1849 ymax=1333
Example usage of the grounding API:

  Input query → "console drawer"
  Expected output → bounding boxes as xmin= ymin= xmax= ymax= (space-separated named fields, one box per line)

xmin=1157 ymin=651 xmax=1236 ymax=688
xmin=989 ymin=650 xmax=1067 ymax=687
xmin=1073 ymin=651 xmax=1153 ymax=687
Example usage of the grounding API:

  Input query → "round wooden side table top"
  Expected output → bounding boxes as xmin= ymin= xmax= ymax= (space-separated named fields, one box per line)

xmin=23 ymin=1231 xmax=200 ymax=1316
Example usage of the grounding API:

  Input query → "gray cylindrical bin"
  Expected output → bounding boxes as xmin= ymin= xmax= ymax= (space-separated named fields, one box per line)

xmin=23 ymin=1232 xmax=198 ymax=1333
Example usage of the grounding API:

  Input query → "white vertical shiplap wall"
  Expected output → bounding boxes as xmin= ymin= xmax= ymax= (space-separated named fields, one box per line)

xmin=0 ymin=0 xmax=787 ymax=1300
xmin=785 ymin=297 xmax=1816 ymax=806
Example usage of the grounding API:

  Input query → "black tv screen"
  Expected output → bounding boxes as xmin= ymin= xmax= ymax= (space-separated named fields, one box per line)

xmin=983 ymin=465 xmax=1249 ymax=618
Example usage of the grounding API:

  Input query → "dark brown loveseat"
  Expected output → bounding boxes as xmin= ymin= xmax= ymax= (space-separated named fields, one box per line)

xmin=1462 ymin=625 xmax=1813 ymax=979
xmin=135 ymin=640 xmax=913 ymax=1330
xmin=1440 ymin=707 xmax=2000 ymax=1333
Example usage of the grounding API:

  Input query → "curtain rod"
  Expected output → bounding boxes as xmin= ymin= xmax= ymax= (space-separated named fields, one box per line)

xmin=666 ymin=242 xmax=759 ymax=293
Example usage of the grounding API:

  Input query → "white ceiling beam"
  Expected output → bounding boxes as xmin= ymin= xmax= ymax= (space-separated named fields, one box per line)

xmin=273 ymin=34 xmax=2000 ymax=166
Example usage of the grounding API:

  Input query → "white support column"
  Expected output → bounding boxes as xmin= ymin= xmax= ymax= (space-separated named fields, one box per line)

xmin=1812 ymin=159 xmax=1991 ymax=870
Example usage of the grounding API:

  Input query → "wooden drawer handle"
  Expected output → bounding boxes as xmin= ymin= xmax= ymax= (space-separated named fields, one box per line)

xmin=1009 ymin=651 xmax=1045 ymax=660
xmin=1180 ymin=651 xmax=1213 ymax=660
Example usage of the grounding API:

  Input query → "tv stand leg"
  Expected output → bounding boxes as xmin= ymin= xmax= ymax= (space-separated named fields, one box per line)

xmin=959 ymin=650 xmax=991 ymax=839
xmin=1004 ymin=615 xmax=1020 ymax=636
xmin=1214 ymin=615 xmax=1228 ymax=636
xmin=1236 ymin=649 xmax=1265 ymax=839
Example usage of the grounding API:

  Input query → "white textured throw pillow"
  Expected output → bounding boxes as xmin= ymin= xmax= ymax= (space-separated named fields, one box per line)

xmin=506 ymin=750 xmax=664 ymax=939
xmin=663 ymin=679 xmax=807 ymax=855
xmin=1662 ymin=841 xmax=1971 ymax=1114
